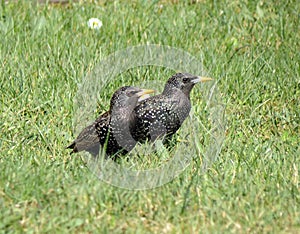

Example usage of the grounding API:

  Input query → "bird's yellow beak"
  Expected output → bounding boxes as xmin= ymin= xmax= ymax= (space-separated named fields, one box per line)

xmin=191 ymin=76 xmax=213 ymax=83
xmin=199 ymin=77 xmax=213 ymax=82
xmin=137 ymin=89 xmax=155 ymax=102
xmin=137 ymin=89 xmax=155 ymax=96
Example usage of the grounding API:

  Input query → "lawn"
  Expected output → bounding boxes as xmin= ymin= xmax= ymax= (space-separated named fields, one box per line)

xmin=0 ymin=0 xmax=299 ymax=233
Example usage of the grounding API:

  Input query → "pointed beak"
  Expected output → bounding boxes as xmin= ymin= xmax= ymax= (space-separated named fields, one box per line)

xmin=136 ymin=89 xmax=155 ymax=102
xmin=191 ymin=76 xmax=213 ymax=84
xmin=137 ymin=89 xmax=155 ymax=96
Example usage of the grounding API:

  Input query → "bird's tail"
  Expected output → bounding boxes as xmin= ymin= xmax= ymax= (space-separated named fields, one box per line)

xmin=66 ymin=142 xmax=77 ymax=154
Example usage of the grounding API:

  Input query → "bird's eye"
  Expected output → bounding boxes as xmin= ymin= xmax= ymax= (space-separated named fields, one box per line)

xmin=183 ymin=78 xmax=189 ymax=82
xmin=128 ymin=90 xmax=138 ymax=96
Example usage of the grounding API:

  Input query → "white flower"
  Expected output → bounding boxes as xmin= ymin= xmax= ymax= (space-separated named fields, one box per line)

xmin=87 ymin=18 xmax=102 ymax=30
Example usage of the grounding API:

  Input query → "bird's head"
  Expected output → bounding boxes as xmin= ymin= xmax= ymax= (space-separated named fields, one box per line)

xmin=163 ymin=73 xmax=213 ymax=96
xmin=110 ymin=86 xmax=155 ymax=111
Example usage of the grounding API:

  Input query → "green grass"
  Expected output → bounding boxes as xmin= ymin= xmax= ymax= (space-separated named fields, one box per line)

xmin=1 ymin=0 xmax=299 ymax=233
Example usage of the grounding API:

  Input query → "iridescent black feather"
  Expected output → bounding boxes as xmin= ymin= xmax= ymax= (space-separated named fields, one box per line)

xmin=130 ymin=73 xmax=209 ymax=143
xmin=67 ymin=86 xmax=153 ymax=158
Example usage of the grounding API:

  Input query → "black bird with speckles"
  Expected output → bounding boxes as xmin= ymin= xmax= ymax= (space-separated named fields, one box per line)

xmin=130 ymin=73 xmax=213 ymax=143
xmin=67 ymin=86 xmax=154 ymax=158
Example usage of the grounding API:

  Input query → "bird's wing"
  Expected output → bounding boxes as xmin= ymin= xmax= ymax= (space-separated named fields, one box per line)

xmin=67 ymin=111 xmax=110 ymax=154
xmin=94 ymin=112 xmax=110 ymax=144
xmin=131 ymin=96 xmax=182 ymax=141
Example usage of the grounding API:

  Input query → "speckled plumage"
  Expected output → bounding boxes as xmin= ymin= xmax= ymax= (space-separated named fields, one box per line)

xmin=67 ymin=86 xmax=154 ymax=158
xmin=130 ymin=73 xmax=212 ymax=143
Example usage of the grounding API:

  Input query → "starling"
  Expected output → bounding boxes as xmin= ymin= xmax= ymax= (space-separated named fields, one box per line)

xmin=67 ymin=86 xmax=155 ymax=158
xmin=130 ymin=73 xmax=213 ymax=143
